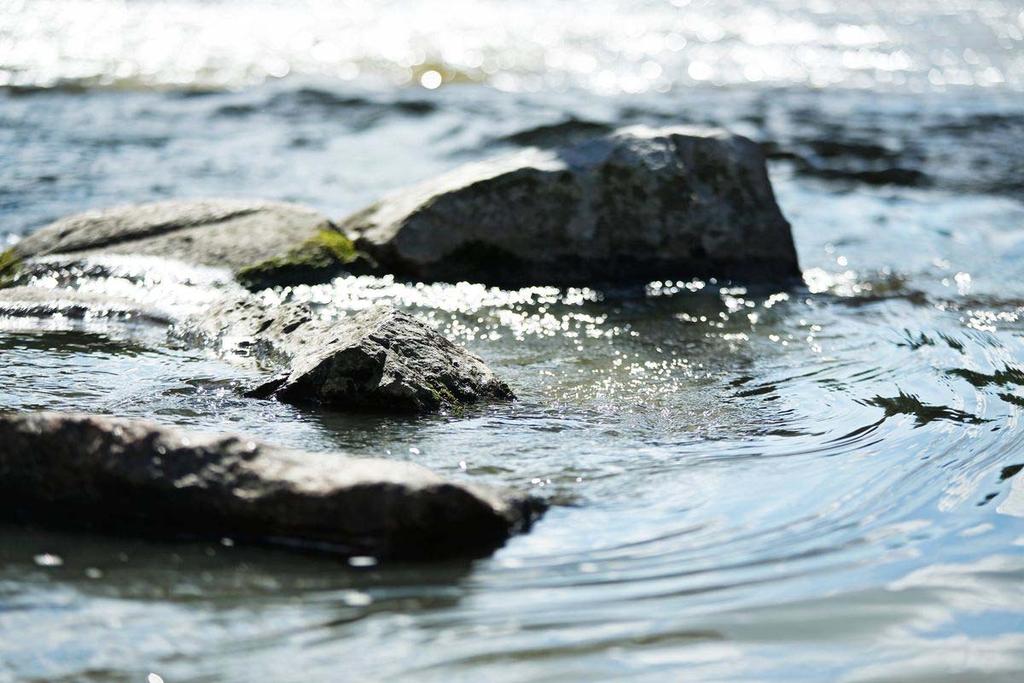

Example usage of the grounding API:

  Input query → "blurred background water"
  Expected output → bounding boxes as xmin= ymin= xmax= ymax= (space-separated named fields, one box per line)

xmin=1 ymin=1 xmax=1023 ymax=681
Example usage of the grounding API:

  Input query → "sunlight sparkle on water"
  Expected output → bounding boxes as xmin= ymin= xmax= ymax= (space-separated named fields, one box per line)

xmin=1 ymin=1 xmax=1020 ymax=92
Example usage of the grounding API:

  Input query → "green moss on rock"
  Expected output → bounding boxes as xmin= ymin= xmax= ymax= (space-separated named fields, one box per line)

xmin=312 ymin=229 xmax=360 ymax=263
xmin=428 ymin=382 xmax=462 ymax=412
xmin=0 ymin=248 xmax=21 ymax=289
xmin=235 ymin=230 xmax=367 ymax=290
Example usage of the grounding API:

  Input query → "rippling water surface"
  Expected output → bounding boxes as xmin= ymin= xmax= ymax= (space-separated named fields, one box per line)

xmin=2 ymin=1 xmax=1024 ymax=681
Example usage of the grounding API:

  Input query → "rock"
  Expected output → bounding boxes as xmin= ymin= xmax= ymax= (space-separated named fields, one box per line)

xmin=0 ymin=411 xmax=544 ymax=560
xmin=248 ymin=305 xmax=515 ymax=411
xmin=6 ymin=199 xmax=366 ymax=289
xmin=176 ymin=302 xmax=514 ymax=413
xmin=0 ymin=247 xmax=19 ymax=288
xmin=343 ymin=125 xmax=800 ymax=287
xmin=234 ymin=228 xmax=370 ymax=290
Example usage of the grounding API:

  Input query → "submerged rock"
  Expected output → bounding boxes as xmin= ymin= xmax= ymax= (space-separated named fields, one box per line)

xmin=177 ymin=302 xmax=514 ymax=413
xmin=0 ymin=285 xmax=170 ymax=325
xmin=343 ymin=125 xmax=800 ymax=287
xmin=0 ymin=254 xmax=240 ymax=332
xmin=6 ymin=199 xmax=365 ymax=289
xmin=0 ymin=411 xmax=543 ymax=560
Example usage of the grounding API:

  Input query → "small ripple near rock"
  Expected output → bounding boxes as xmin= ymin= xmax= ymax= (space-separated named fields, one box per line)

xmin=176 ymin=300 xmax=515 ymax=414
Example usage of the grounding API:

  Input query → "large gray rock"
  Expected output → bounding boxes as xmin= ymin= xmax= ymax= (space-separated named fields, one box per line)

xmin=4 ymin=199 xmax=363 ymax=288
xmin=176 ymin=302 xmax=514 ymax=413
xmin=0 ymin=411 xmax=543 ymax=560
xmin=343 ymin=125 xmax=800 ymax=287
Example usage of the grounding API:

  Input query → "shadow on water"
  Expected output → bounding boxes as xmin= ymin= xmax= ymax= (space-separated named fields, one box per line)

xmin=1 ymin=523 xmax=482 ymax=681
xmin=0 ymin=523 xmax=476 ymax=604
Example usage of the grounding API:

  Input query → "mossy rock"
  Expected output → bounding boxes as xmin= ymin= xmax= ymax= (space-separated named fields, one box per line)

xmin=235 ymin=230 xmax=372 ymax=290
xmin=0 ymin=248 xmax=22 ymax=289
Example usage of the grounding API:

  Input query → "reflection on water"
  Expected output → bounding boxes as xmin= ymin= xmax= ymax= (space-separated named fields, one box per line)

xmin=2 ymin=0 xmax=1024 ymax=681
xmin=1 ymin=0 xmax=1021 ymax=92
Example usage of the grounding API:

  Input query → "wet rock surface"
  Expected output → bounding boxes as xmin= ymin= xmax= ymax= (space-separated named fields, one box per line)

xmin=177 ymin=301 xmax=514 ymax=413
xmin=344 ymin=125 xmax=800 ymax=288
xmin=0 ymin=249 xmax=513 ymax=415
xmin=6 ymin=199 xmax=361 ymax=286
xmin=234 ymin=228 xmax=369 ymax=291
xmin=0 ymin=411 xmax=544 ymax=560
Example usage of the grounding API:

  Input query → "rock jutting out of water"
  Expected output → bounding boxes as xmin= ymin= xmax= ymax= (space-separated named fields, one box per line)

xmin=176 ymin=301 xmax=515 ymax=413
xmin=0 ymin=411 xmax=544 ymax=560
xmin=342 ymin=125 xmax=800 ymax=288
xmin=0 ymin=254 xmax=514 ymax=414
xmin=0 ymin=125 xmax=797 ymax=413
xmin=3 ymin=199 xmax=369 ymax=290
xmin=2 ymin=127 xmax=800 ymax=293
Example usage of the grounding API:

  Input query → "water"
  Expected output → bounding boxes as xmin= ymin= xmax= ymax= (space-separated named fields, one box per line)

xmin=2 ymin=1 xmax=1024 ymax=681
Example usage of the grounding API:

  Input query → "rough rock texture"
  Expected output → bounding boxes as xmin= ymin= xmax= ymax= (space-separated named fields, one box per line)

xmin=343 ymin=125 xmax=800 ymax=287
xmin=0 ymin=411 xmax=543 ymax=560
xmin=6 ymin=199 xmax=362 ymax=288
xmin=177 ymin=302 xmax=514 ymax=413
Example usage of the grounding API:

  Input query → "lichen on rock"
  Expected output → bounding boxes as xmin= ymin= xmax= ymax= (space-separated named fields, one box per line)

xmin=0 ymin=248 xmax=21 ymax=289
xmin=10 ymin=199 xmax=347 ymax=285
xmin=234 ymin=229 xmax=369 ymax=290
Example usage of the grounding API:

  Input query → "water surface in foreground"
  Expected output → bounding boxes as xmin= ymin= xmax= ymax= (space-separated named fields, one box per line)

xmin=2 ymin=1 xmax=1024 ymax=681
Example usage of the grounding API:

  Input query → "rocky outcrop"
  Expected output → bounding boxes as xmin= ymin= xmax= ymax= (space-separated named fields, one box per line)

xmin=176 ymin=302 xmax=514 ymax=413
xmin=5 ymin=199 xmax=366 ymax=289
xmin=343 ymin=125 xmax=800 ymax=287
xmin=0 ymin=411 xmax=543 ymax=560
